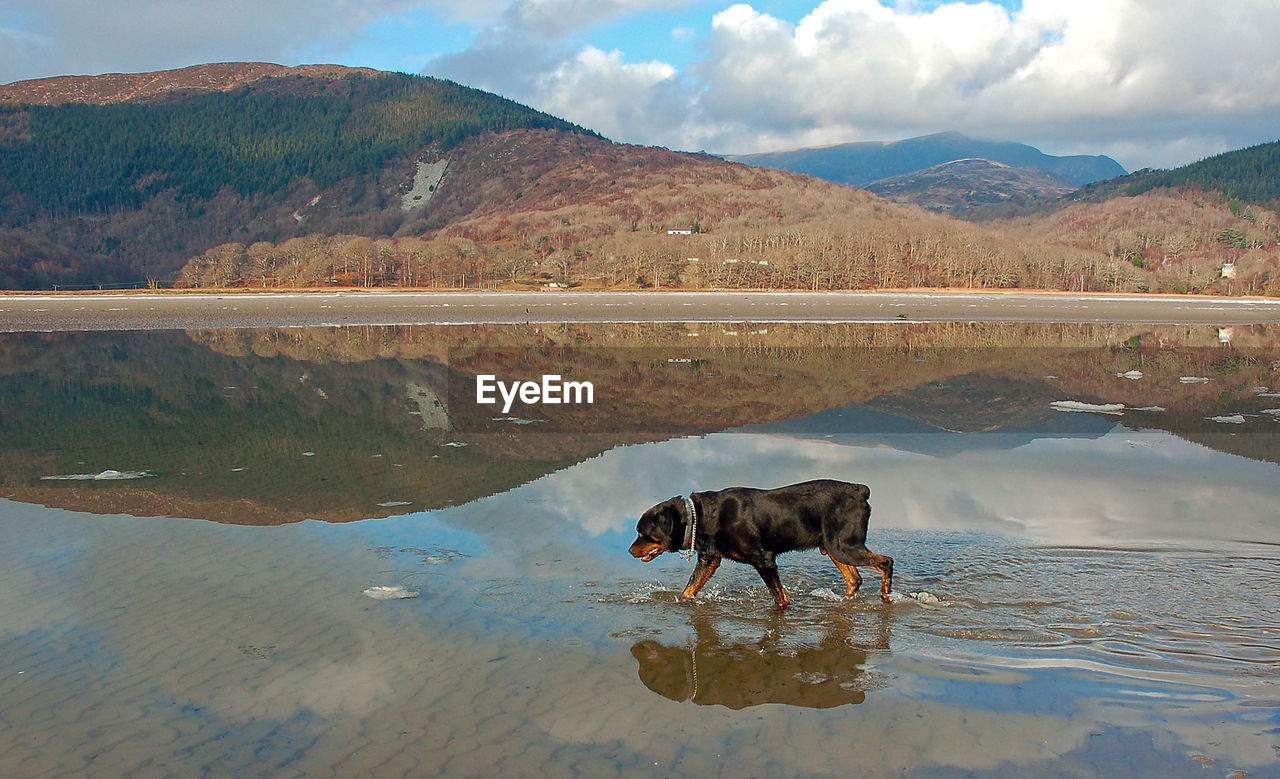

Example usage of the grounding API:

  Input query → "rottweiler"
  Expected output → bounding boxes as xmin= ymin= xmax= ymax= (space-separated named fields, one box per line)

xmin=628 ymin=479 xmax=893 ymax=608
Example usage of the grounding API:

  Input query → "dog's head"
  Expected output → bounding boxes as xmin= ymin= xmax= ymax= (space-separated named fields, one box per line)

xmin=629 ymin=497 xmax=684 ymax=562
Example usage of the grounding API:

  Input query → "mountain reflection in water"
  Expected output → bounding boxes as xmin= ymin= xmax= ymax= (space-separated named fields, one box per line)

xmin=1 ymin=322 xmax=1277 ymax=523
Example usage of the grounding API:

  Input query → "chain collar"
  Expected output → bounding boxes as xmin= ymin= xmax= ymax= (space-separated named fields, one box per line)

xmin=681 ymin=495 xmax=698 ymax=562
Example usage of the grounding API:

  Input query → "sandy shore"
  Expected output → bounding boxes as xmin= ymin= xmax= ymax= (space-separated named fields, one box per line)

xmin=3 ymin=289 xmax=1280 ymax=331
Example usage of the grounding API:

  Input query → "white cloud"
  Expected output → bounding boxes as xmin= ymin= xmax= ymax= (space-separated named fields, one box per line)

xmin=684 ymin=0 xmax=1280 ymax=163
xmin=430 ymin=0 xmax=685 ymax=120
xmin=535 ymin=47 xmax=683 ymax=142
xmin=463 ymin=0 xmax=1280 ymax=168
xmin=507 ymin=0 xmax=684 ymax=39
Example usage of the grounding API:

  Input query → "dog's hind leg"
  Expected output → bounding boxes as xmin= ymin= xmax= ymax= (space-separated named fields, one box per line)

xmin=821 ymin=548 xmax=863 ymax=596
xmin=679 ymin=555 xmax=721 ymax=601
xmin=870 ymin=552 xmax=893 ymax=601
xmin=831 ymin=546 xmax=893 ymax=602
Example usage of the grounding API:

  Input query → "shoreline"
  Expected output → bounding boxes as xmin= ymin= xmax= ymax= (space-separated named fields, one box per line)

xmin=4 ymin=289 xmax=1280 ymax=331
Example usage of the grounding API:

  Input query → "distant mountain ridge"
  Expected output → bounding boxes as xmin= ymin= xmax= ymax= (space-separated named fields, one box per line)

xmin=726 ymin=131 xmax=1126 ymax=188
xmin=864 ymin=157 xmax=1077 ymax=213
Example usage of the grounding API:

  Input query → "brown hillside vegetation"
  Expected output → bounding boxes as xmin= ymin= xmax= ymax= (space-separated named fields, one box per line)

xmin=0 ymin=62 xmax=377 ymax=105
xmin=180 ymin=129 xmax=1141 ymax=292
xmin=998 ymin=189 xmax=1280 ymax=295
xmin=866 ymin=158 xmax=1076 ymax=213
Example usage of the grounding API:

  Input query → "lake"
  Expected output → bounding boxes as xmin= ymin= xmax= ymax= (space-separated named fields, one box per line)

xmin=1 ymin=321 xmax=1278 ymax=776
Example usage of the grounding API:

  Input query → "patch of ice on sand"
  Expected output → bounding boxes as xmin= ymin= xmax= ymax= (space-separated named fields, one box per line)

xmin=41 ymin=469 xmax=152 ymax=481
xmin=1051 ymin=400 xmax=1124 ymax=414
xmin=363 ymin=585 xmax=418 ymax=600
xmin=377 ymin=501 xmax=412 ymax=507
xmin=1207 ymin=414 xmax=1246 ymax=424
xmin=1116 ymin=370 xmax=1144 ymax=380
xmin=1180 ymin=376 xmax=1210 ymax=384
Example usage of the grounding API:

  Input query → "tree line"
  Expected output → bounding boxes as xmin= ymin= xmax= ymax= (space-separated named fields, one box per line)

xmin=1129 ymin=139 xmax=1280 ymax=207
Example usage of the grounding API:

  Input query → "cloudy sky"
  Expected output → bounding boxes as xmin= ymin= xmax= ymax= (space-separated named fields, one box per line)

xmin=2 ymin=0 xmax=1278 ymax=170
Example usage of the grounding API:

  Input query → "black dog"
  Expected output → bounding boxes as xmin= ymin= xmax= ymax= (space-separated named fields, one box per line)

xmin=628 ymin=479 xmax=892 ymax=608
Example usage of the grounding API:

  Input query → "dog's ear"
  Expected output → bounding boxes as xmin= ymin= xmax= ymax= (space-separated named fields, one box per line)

xmin=638 ymin=500 xmax=672 ymax=542
xmin=654 ymin=500 xmax=679 ymax=540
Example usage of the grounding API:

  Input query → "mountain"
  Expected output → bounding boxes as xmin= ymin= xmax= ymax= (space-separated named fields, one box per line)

xmin=0 ymin=63 xmax=1128 ymax=294
xmin=0 ymin=63 xmax=594 ymax=288
xmin=864 ymin=157 xmax=1076 ymax=213
xmin=3 ymin=64 xmax=1272 ymax=296
xmin=725 ymin=131 xmax=1126 ymax=188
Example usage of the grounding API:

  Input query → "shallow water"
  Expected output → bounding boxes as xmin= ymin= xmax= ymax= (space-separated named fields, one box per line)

xmin=2 ymin=323 xmax=1279 ymax=776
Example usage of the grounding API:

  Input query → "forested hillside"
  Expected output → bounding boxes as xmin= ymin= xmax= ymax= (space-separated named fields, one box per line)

xmin=0 ymin=67 xmax=591 ymax=288
xmin=0 ymin=72 xmax=587 ymax=218
xmin=996 ymin=189 xmax=1279 ymax=295
xmin=1127 ymin=139 xmax=1280 ymax=206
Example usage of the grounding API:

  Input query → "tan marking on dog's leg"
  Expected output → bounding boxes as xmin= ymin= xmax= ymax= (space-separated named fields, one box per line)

xmin=770 ymin=581 xmax=790 ymax=608
xmin=680 ymin=557 xmax=721 ymax=600
xmin=833 ymin=560 xmax=862 ymax=597
xmin=865 ymin=552 xmax=893 ymax=601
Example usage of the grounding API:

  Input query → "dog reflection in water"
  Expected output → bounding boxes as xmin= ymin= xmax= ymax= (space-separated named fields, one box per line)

xmin=631 ymin=612 xmax=888 ymax=709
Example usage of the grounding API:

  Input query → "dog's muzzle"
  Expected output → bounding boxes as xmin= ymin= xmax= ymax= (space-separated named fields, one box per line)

xmin=630 ymin=540 xmax=663 ymax=562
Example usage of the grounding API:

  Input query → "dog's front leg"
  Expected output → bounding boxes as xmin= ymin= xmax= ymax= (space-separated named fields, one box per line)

xmin=680 ymin=555 xmax=721 ymax=601
xmin=753 ymin=561 xmax=790 ymax=608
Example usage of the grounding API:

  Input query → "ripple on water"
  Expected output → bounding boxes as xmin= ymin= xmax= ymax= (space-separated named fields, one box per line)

xmin=875 ymin=537 xmax=1280 ymax=696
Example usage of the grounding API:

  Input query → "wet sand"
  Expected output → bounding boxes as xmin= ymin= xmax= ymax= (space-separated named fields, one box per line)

xmin=3 ymin=289 xmax=1280 ymax=330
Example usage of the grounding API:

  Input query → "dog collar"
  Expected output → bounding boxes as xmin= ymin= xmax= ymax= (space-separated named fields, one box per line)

xmin=681 ymin=495 xmax=698 ymax=561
